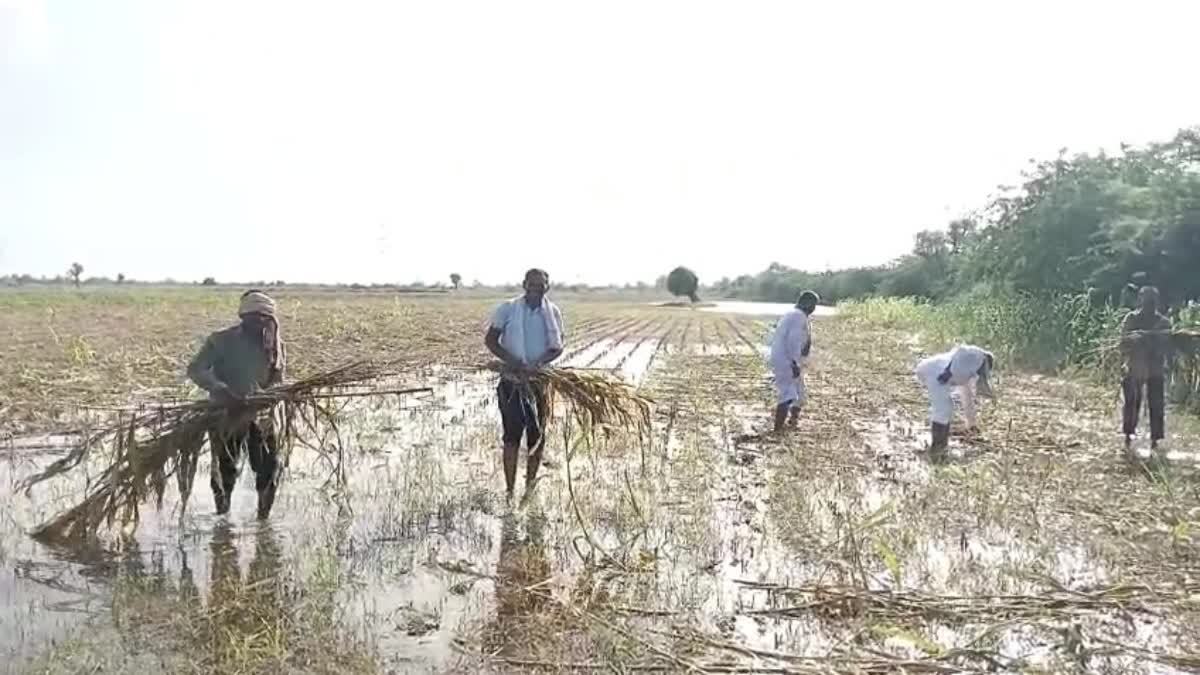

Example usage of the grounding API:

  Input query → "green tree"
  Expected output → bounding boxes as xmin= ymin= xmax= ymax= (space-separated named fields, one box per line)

xmin=958 ymin=129 xmax=1200 ymax=306
xmin=912 ymin=230 xmax=949 ymax=259
xmin=116 ymin=273 xmax=126 ymax=284
xmin=947 ymin=218 xmax=977 ymax=253
xmin=68 ymin=262 xmax=84 ymax=288
xmin=450 ymin=273 xmax=462 ymax=290
xmin=667 ymin=266 xmax=700 ymax=303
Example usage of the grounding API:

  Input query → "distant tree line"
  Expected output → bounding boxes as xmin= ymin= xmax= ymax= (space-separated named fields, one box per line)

xmin=716 ymin=128 xmax=1200 ymax=309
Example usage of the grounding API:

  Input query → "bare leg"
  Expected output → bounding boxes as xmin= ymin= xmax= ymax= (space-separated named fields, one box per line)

xmin=526 ymin=440 xmax=544 ymax=492
xmin=502 ymin=443 xmax=520 ymax=503
xmin=526 ymin=386 xmax=549 ymax=483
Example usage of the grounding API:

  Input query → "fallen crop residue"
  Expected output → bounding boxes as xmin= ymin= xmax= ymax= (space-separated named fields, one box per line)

xmin=2 ymin=292 xmax=1199 ymax=673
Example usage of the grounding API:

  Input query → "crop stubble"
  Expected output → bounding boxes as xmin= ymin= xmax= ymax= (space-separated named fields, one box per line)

xmin=2 ymin=290 xmax=1199 ymax=674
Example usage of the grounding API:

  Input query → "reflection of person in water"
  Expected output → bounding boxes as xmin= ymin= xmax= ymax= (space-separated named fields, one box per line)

xmin=209 ymin=521 xmax=240 ymax=605
xmin=207 ymin=521 xmax=284 ymax=653
xmin=488 ymin=514 xmax=552 ymax=655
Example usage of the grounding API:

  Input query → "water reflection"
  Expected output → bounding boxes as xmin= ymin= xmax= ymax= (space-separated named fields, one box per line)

xmin=205 ymin=521 xmax=286 ymax=666
xmin=16 ymin=522 xmax=307 ymax=671
xmin=488 ymin=513 xmax=551 ymax=658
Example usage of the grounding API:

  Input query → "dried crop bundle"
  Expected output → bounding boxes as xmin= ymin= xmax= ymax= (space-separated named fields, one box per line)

xmin=23 ymin=362 xmax=426 ymax=544
xmin=485 ymin=362 xmax=653 ymax=440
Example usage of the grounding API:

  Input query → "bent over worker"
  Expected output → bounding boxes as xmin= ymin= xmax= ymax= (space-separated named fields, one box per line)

xmin=187 ymin=290 xmax=285 ymax=519
xmin=915 ymin=345 xmax=995 ymax=456
xmin=769 ymin=290 xmax=819 ymax=433
xmin=485 ymin=269 xmax=565 ymax=504
xmin=1120 ymin=285 xmax=1171 ymax=452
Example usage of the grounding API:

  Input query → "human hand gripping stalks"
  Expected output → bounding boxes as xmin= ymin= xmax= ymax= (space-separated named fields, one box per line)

xmin=480 ymin=361 xmax=654 ymax=574
xmin=484 ymin=361 xmax=653 ymax=442
xmin=21 ymin=362 xmax=430 ymax=545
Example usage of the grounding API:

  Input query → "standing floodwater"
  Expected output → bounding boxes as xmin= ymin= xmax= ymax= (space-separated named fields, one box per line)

xmin=2 ymin=296 xmax=1198 ymax=674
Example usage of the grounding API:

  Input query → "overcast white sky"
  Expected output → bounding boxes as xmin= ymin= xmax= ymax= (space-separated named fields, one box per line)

xmin=2 ymin=1 xmax=1198 ymax=285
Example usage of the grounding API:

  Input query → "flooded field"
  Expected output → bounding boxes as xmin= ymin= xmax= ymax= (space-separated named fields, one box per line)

xmin=2 ymin=292 xmax=1199 ymax=673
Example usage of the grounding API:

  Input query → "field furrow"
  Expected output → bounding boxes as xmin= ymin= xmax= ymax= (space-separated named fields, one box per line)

xmin=3 ymin=293 xmax=1198 ymax=675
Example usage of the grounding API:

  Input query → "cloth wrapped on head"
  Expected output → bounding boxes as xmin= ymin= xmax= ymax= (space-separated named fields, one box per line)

xmin=239 ymin=291 xmax=277 ymax=318
xmin=238 ymin=291 xmax=283 ymax=372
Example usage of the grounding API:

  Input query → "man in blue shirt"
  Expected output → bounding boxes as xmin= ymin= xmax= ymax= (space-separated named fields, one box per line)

xmin=485 ymin=269 xmax=565 ymax=503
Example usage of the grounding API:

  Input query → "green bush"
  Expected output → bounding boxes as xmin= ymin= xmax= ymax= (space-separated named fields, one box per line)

xmin=1171 ymin=302 xmax=1200 ymax=411
xmin=842 ymin=290 xmax=1123 ymax=374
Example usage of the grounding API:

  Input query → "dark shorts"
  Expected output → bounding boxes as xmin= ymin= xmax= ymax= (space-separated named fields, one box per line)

xmin=497 ymin=380 xmax=549 ymax=449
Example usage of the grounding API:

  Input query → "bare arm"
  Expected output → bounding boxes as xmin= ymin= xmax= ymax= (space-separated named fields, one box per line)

xmin=534 ymin=346 xmax=563 ymax=368
xmin=485 ymin=327 xmax=523 ymax=369
xmin=266 ymin=342 xmax=286 ymax=387
xmin=963 ymin=381 xmax=979 ymax=428
xmin=187 ymin=337 xmax=224 ymax=393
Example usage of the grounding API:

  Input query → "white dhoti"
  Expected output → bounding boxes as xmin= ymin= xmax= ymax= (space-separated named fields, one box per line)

xmin=773 ymin=362 xmax=806 ymax=406
xmin=916 ymin=356 xmax=977 ymax=426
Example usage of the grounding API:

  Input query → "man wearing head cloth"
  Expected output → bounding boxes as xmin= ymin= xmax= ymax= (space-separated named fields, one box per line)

xmin=188 ymin=290 xmax=286 ymax=518
xmin=915 ymin=345 xmax=996 ymax=460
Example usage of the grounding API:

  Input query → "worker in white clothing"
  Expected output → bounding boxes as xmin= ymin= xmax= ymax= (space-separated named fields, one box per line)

xmin=769 ymin=291 xmax=820 ymax=433
xmin=915 ymin=345 xmax=996 ymax=456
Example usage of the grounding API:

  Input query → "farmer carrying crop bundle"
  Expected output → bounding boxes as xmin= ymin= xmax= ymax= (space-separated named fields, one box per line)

xmin=769 ymin=290 xmax=819 ymax=433
xmin=485 ymin=269 xmax=565 ymax=504
xmin=916 ymin=345 xmax=995 ymax=457
xmin=1120 ymin=285 xmax=1172 ymax=452
xmin=187 ymin=290 xmax=286 ymax=519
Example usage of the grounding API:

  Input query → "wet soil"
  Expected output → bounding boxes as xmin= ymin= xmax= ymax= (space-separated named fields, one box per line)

xmin=2 ymin=304 xmax=1199 ymax=673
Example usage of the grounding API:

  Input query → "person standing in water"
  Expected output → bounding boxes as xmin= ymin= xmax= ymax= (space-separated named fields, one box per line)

xmin=485 ymin=269 xmax=565 ymax=504
xmin=1120 ymin=285 xmax=1172 ymax=452
xmin=187 ymin=290 xmax=286 ymax=519
xmin=915 ymin=345 xmax=995 ymax=458
xmin=769 ymin=291 xmax=819 ymax=433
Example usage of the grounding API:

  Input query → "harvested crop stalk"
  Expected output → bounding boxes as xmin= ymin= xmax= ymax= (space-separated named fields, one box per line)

xmin=22 ymin=362 xmax=430 ymax=544
xmin=483 ymin=362 xmax=653 ymax=442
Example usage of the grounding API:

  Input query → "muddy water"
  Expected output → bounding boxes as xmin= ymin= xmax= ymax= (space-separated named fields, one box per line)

xmin=0 ymin=343 xmax=676 ymax=672
xmin=5 ymin=322 xmax=1200 ymax=673
xmin=559 ymin=336 xmax=662 ymax=387
xmin=0 ymin=375 xmax=493 ymax=666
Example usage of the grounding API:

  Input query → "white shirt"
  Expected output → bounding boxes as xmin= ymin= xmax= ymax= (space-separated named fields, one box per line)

xmin=490 ymin=299 xmax=565 ymax=365
xmin=924 ymin=345 xmax=990 ymax=386
xmin=769 ymin=309 xmax=810 ymax=371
